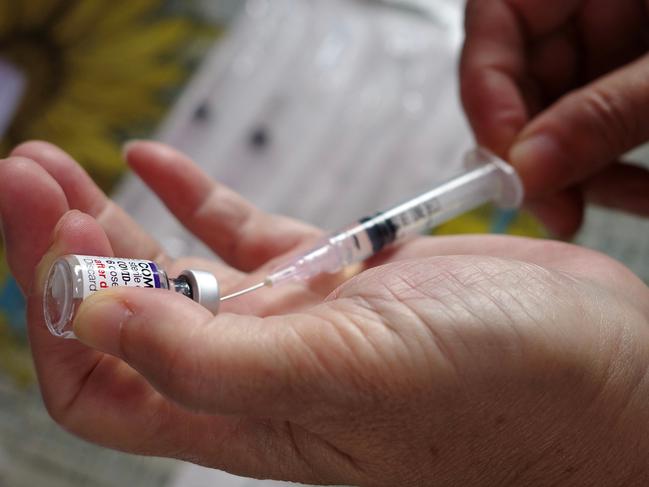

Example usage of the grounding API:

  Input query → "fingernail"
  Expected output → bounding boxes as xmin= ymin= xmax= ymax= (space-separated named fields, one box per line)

xmin=509 ymin=134 xmax=563 ymax=196
xmin=73 ymin=293 xmax=132 ymax=356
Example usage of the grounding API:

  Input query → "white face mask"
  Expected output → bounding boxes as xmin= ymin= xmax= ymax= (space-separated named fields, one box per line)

xmin=0 ymin=58 xmax=25 ymax=139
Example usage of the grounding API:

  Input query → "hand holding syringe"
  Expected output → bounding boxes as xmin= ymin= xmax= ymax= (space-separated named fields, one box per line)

xmin=221 ymin=147 xmax=524 ymax=300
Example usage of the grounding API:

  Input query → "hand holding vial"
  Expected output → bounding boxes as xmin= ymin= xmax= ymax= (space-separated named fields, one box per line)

xmin=44 ymin=254 xmax=220 ymax=339
xmin=1 ymin=141 xmax=649 ymax=485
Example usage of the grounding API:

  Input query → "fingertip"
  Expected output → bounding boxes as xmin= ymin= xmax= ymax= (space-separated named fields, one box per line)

xmin=123 ymin=141 xmax=213 ymax=216
xmin=10 ymin=140 xmax=104 ymax=214
xmin=123 ymin=141 xmax=200 ymax=191
xmin=0 ymin=155 xmax=66 ymax=217
xmin=52 ymin=210 xmax=112 ymax=250
xmin=123 ymin=140 xmax=175 ymax=169
xmin=10 ymin=142 xmax=84 ymax=190
xmin=10 ymin=140 xmax=60 ymax=161
xmin=34 ymin=210 xmax=114 ymax=295
xmin=121 ymin=139 xmax=147 ymax=162
xmin=51 ymin=209 xmax=84 ymax=239
xmin=0 ymin=154 xmax=46 ymax=183
xmin=17 ymin=140 xmax=163 ymax=262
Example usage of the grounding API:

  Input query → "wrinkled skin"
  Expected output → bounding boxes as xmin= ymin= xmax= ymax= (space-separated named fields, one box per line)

xmin=462 ymin=0 xmax=649 ymax=238
xmin=1 ymin=140 xmax=648 ymax=486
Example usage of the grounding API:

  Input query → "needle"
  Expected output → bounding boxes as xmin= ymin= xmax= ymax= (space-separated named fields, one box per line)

xmin=220 ymin=282 xmax=266 ymax=302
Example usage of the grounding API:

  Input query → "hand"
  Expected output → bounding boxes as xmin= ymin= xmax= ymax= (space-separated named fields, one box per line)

xmin=2 ymin=141 xmax=649 ymax=486
xmin=461 ymin=0 xmax=649 ymax=237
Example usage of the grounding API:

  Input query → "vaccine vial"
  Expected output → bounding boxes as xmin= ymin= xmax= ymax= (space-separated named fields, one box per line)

xmin=43 ymin=255 xmax=220 ymax=339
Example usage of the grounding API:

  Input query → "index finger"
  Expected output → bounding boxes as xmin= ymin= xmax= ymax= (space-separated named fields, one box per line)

xmin=460 ymin=0 xmax=530 ymax=155
xmin=460 ymin=0 xmax=581 ymax=155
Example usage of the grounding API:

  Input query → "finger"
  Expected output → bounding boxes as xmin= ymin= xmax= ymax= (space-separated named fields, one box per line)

xmin=461 ymin=0 xmax=585 ymax=155
xmin=509 ymin=54 xmax=649 ymax=198
xmin=11 ymin=141 xmax=166 ymax=263
xmin=31 ymin=213 xmax=329 ymax=482
xmin=73 ymin=285 xmax=352 ymax=419
xmin=460 ymin=0 xmax=530 ymax=155
xmin=582 ymin=162 xmax=649 ymax=216
xmin=0 ymin=157 xmax=69 ymax=293
xmin=125 ymin=141 xmax=321 ymax=271
xmin=28 ymin=209 xmax=116 ymax=419
xmin=525 ymin=188 xmax=585 ymax=240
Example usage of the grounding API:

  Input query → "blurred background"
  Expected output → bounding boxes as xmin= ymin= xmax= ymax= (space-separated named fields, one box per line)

xmin=0 ymin=1 xmax=648 ymax=486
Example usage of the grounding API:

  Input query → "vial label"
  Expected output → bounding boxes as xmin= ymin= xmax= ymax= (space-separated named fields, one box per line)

xmin=78 ymin=256 xmax=163 ymax=299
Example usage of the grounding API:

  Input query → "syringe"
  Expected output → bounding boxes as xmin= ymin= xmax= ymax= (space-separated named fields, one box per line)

xmin=220 ymin=147 xmax=524 ymax=301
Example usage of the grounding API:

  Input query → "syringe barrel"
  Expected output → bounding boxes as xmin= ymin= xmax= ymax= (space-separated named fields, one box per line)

xmin=463 ymin=147 xmax=523 ymax=209
xmin=351 ymin=148 xmax=523 ymax=249
xmin=267 ymin=148 xmax=523 ymax=286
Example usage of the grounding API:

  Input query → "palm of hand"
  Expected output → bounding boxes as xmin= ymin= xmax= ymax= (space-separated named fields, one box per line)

xmin=1 ymin=141 xmax=649 ymax=486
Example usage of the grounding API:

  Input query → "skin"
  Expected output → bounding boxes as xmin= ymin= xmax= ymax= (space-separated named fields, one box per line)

xmin=461 ymin=0 xmax=649 ymax=237
xmin=0 ymin=2 xmax=648 ymax=484
xmin=0 ymin=141 xmax=648 ymax=486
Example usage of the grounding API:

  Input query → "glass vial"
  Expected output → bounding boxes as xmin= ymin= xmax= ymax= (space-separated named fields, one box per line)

xmin=44 ymin=255 xmax=220 ymax=339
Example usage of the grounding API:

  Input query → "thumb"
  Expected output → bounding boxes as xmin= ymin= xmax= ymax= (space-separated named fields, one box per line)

xmin=510 ymin=53 xmax=649 ymax=198
xmin=72 ymin=288 xmax=332 ymax=418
